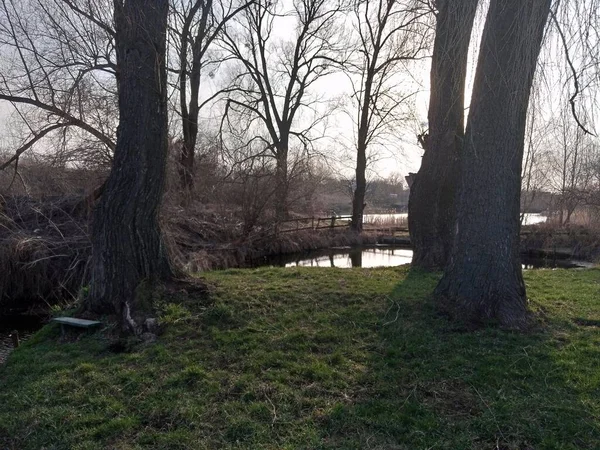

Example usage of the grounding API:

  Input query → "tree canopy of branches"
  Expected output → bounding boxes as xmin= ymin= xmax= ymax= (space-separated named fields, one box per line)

xmin=0 ymin=0 xmax=117 ymax=170
xmin=169 ymin=0 xmax=251 ymax=191
xmin=219 ymin=0 xmax=344 ymax=221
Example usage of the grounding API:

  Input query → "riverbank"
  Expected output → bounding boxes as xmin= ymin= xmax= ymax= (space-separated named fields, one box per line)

xmin=178 ymin=229 xmax=382 ymax=272
xmin=0 ymin=195 xmax=383 ymax=314
xmin=1 ymin=267 xmax=599 ymax=448
xmin=521 ymin=223 xmax=600 ymax=262
xmin=2 ymin=193 xmax=598 ymax=318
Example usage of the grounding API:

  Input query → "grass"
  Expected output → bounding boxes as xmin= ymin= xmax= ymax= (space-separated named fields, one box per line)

xmin=1 ymin=266 xmax=600 ymax=449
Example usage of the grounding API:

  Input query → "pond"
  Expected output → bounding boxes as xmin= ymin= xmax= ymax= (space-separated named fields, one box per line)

xmin=0 ymin=314 xmax=45 ymax=365
xmin=255 ymin=246 xmax=592 ymax=270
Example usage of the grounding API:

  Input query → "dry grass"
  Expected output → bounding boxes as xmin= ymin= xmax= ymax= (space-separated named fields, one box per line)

xmin=363 ymin=213 xmax=408 ymax=229
xmin=521 ymin=222 xmax=600 ymax=261
xmin=0 ymin=195 xmax=91 ymax=313
xmin=0 ymin=195 xmax=378 ymax=311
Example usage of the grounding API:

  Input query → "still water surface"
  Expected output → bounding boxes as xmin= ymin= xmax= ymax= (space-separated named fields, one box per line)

xmin=0 ymin=315 xmax=44 ymax=364
xmin=258 ymin=246 xmax=590 ymax=270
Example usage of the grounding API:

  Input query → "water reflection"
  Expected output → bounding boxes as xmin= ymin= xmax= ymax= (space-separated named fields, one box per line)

xmin=258 ymin=246 xmax=591 ymax=270
xmin=285 ymin=247 xmax=413 ymax=268
xmin=0 ymin=315 xmax=44 ymax=364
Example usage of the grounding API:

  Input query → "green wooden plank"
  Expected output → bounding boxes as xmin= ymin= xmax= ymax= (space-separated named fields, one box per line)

xmin=51 ymin=317 xmax=102 ymax=328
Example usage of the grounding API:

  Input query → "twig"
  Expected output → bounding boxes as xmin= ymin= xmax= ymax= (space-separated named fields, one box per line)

xmin=550 ymin=9 xmax=596 ymax=137
xmin=382 ymin=297 xmax=401 ymax=326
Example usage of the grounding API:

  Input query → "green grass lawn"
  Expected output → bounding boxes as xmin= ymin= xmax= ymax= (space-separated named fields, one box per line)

xmin=1 ymin=266 xmax=600 ymax=449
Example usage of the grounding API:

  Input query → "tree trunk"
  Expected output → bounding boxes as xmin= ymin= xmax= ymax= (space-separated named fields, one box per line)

xmin=275 ymin=141 xmax=289 ymax=222
xmin=407 ymin=0 xmax=479 ymax=270
xmin=435 ymin=0 xmax=551 ymax=329
xmin=179 ymin=42 xmax=202 ymax=192
xmin=565 ymin=204 xmax=575 ymax=225
xmin=351 ymin=141 xmax=367 ymax=232
xmin=86 ymin=0 xmax=172 ymax=330
xmin=349 ymin=248 xmax=362 ymax=267
xmin=351 ymin=40 xmax=380 ymax=234
xmin=179 ymin=126 xmax=198 ymax=192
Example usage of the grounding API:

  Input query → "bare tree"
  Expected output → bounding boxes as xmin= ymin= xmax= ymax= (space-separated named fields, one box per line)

xmin=435 ymin=0 xmax=552 ymax=329
xmin=407 ymin=0 xmax=479 ymax=270
xmin=86 ymin=0 xmax=173 ymax=332
xmin=519 ymin=0 xmax=600 ymax=225
xmin=219 ymin=0 xmax=344 ymax=221
xmin=169 ymin=0 xmax=252 ymax=192
xmin=347 ymin=0 xmax=430 ymax=232
xmin=520 ymin=85 xmax=551 ymax=224
xmin=548 ymin=1 xmax=598 ymax=137
xmin=547 ymin=104 xmax=597 ymax=225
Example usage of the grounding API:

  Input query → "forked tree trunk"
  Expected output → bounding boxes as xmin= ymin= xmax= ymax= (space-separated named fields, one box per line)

xmin=435 ymin=0 xmax=551 ymax=329
xmin=407 ymin=0 xmax=479 ymax=270
xmin=86 ymin=0 xmax=172 ymax=328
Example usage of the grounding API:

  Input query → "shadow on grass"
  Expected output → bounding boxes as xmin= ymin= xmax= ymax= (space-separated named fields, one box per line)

xmin=319 ymin=268 xmax=600 ymax=449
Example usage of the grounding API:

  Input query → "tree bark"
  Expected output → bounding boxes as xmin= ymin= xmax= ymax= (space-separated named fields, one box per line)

xmin=178 ymin=0 xmax=212 ymax=192
xmin=179 ymin=59 xmax=200 ymax=191
xmin=407 ymin=0 xmax=479 ymax=270
xmin=350 ymin=12 xmax=379 ymax=234
xmin=351 ymin=141 xmax=367 ymax=232
xmin=435 ymin=0 xmax=551 ymax=329
xmin=349 ymin=248 xmax=362 ymax=267
xmin=86 ymin=0 xmax=172 ymax=330
xmin=275 ymin=138 xmax=289 ymax=222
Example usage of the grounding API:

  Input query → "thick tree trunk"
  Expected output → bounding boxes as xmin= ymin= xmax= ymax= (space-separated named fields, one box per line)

xmin=435 ymin=0 xmax=551 ymax=329
xmin=86 ymin=0 xmax=172 ymax=329
xmin=407 ymin=0 xmax=479 ymax=270
xmin=349 ymin=248 xmax=362 ymax=267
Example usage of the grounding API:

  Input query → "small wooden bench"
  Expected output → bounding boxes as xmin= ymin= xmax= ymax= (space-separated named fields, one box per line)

xmin=52 ymin=317 xmax=102 ymax=336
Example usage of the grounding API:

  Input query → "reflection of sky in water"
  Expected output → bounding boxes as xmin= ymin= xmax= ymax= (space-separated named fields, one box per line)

xmin=363 ymin=213 xmax=547 ymax=226
xmin=0 ymin=329 xmax=33 ymax=364
xmin=284 ymin=247 xmax=588 ymax=270
xmin=521 ymin=213 xmax=547 ymax=225
xmin=286 ymin=249 xmax=413 ymax=268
